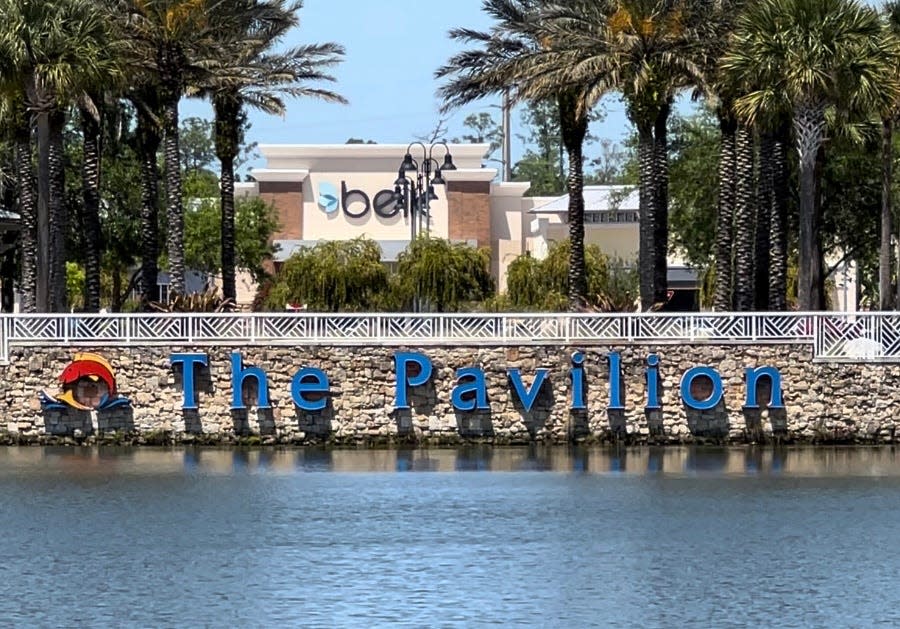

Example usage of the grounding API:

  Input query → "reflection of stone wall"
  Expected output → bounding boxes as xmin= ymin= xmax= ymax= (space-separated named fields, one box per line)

xmin=5 ymin=445 xmax=900 ymax=476
xmin=2 ymin=344 xmax=899 ymax=444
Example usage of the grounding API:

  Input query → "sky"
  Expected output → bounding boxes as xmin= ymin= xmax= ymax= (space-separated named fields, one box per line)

xmin=180 ymin=0 xmax=635 ymax=174
xmin=180 ymin=0 xmax=885 ymax=175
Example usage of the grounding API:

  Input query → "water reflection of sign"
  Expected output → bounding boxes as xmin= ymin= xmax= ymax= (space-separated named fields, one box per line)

xmin=40 ymin=353 xmax=131 ymax=411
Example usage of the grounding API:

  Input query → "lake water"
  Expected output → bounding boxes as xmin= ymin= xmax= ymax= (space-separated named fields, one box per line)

xmin=1 ymin=446 xmax=899 ymax=627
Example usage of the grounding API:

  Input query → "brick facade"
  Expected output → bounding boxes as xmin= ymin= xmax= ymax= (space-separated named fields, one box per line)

xmin=260 ymin=181 xmax=303 ymax=240
xmin=447 ymin=181 xmax=492 ymax=247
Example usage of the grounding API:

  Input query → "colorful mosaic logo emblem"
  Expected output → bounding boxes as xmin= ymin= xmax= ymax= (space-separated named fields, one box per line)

xmin=40 ymin=353 xmax=131 ymax=411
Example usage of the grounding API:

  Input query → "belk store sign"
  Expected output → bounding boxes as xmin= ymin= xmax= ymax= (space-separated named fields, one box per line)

xmin=168 ymin=351 xmax=785 ymax=412
xmin=317 ymin=180 xmax=403 ymax=220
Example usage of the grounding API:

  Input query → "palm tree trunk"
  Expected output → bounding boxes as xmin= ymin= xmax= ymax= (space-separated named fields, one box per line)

xmin=48 ymin=109 xmax=67 ymax=313
xmin=733 ymin=123 xmax=756 ymax=311
xmin=0 ymin=238 xmax=15 ymax=313
xmin=794 ymin=102 xmax=826 ymax=311
xmin=214 ymin=95 xmax=242 ymax=304
xmin=713 ymin=111 xmax=736 ymax=311
xmin=112 ymin=264 xmax=122 ymax=312
xmin=80 ymin=105 xmax=103 ymax=312
xmin=0 ymin=180 xmax=13 ymax=312
xmin=557 ymin=93 xmax=589 ymax=311
xmin=36 ymin=112 xmax=51 ymax=312
xmin=652 ymin=102 xmax=670 ymax=306
xmin=881 ymin=117 xmax=893 ymax=310
xmin=163 ymin=95 xmax=185 ymax=297
xmin=813 ymin=145 xmax=826 ymax=309
xmin=136 ymin=104 xmax=161 ymax=306
xmin=637 ymin=120 xmax=656 ymax=310
xmin=769 ymin=123 xmax=790 ymax=311
xmin=14 ymin=119 xmax=37 ymax=313
xmin=755 ymin=132 xmax=774 ymax=310
xmin=219 ymin=153 xmax=237 ymax=303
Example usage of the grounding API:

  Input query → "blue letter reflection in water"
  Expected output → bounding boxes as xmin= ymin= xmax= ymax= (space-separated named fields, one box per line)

xmin=394 ymin=352 xmax=432 ymax=409
xmin=170 ymin=352 xmax=208 ymax=410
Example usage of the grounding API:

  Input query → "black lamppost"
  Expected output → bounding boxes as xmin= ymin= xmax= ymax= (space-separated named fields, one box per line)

xmin=393 ymin=141 xmax=456 ymax=241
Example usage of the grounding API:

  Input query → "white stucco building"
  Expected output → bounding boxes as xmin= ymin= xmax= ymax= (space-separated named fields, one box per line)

xmin=226 ymin=143 xmax=698 ymax=308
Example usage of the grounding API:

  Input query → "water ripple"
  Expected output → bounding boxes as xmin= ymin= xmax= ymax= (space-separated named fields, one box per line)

xmin=1 ymin=446 xmax=899 ymax=627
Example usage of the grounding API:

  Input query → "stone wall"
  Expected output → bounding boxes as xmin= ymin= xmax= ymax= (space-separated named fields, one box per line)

xmin=1 ymin=343 xmax=898 ymax=445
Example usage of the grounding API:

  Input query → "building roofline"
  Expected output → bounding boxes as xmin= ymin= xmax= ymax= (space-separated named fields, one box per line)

xmin=258 ymin=143 xmax=490 ymax=161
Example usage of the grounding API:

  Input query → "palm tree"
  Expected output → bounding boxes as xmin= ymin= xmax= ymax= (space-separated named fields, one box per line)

xmin=79 ymin=99 xmax=104 ymax=312
xmin=204 ymin=0 xmax=345 ymax=303
xmin=75 ymin=5 xmax=126 ymax=312
xmin=767 ymin=120 xmax=791 ymax=310
xmin=754 ymin=130 xmax=774 ymax=310
xmin=0 ymin=0 xmax=49 ymax=312
xmin=722 ymin=0 xmax=900 ymax=311
xmin=881 ymin=1 xmax=900 ymax=310
xmin=710 ymin=104 xmax=736 ymax=310
xmin=120 ymin=0 xmax=229 ymax=298
xmin=0 ymin=0 xmax=118 ymax=312
xmin=0 ymin=97 xmax=37 ymax=313
xmin=530 ymin=0 xmax=703 ymax=310
xmin=732 ymin=122 xmax=755 ymax=310
xmin=438 ymin=0 xmax=616 ymax=310
xmin=131 ymin=86 xmax=164 ymax=305
xmin=881 ymin=114 xmax=894 ymax=310
xmin=692 ymin=0 xmax=748 ymax=311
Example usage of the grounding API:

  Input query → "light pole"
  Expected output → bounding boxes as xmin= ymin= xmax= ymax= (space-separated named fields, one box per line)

xmin=392 ymin=142 xmax=456 ymax=313
xmin=392 ymin=141 xmax=456 ymax=242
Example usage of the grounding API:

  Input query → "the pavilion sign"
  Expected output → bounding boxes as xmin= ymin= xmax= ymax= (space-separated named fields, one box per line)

xmin=169 ymin=351 xmax=785 ymax=412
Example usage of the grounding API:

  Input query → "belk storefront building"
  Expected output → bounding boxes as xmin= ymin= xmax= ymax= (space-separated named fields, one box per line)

xmin=236 ymin=143 xmax=540 ymax=301
xmin=233 ymin=143 xmax=697 ymax=307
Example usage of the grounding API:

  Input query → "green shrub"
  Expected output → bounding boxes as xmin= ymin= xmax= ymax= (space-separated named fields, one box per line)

xmin=265 ymin=237 xmax=389 ymax=311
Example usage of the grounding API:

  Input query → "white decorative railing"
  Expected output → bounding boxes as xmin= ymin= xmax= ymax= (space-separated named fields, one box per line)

xmin=0 ymin=311 xmax=895 ymax=363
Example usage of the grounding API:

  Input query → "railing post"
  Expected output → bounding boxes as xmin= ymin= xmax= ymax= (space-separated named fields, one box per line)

xmin=873 ymin=314 xmax=881 ymax=357
xmin=812 ymin=314 xmax=820 ymax=358
xmin=0 ymin=316 xmax=8 ymax=363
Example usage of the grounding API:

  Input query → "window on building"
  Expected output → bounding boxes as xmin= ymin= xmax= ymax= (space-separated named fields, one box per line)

xmin=584 ymin=211 xmax=638 ymax=224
